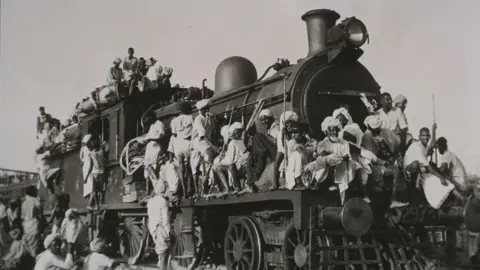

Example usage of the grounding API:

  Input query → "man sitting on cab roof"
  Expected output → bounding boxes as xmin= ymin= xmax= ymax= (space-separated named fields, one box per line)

xmin=123 ymin=47 xmax=138 ymax=95
xmin=107 ymin=57 xmax=125 ymax=98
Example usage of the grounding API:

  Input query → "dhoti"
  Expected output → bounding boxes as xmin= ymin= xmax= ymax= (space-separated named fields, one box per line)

xmin=168 ymin=137 xmax=191 ymax=158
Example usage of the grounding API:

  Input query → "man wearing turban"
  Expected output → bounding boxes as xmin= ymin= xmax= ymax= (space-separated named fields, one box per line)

xmin=332 ymin=107 xmax=364 ymax=146
xmin=308 ymin=116 xmax=356 ymax=204
xmin=258 ymin=109 xmax=280 ymax=143
xmin=190 ymin=99 xmax=214 ymax=197
xmin=107 ymin=57 xmax=126 ymax=99
xmin=270 ymin=111 xmax=300 ymax=191
xmin=213 ymin=122 xmax=250 ymax=195
xmin=82 ymin=238 xmax=119 ymax=270
xmin=34 ymin=234 xmax=74 ymax=270
xmin=147 ymin=180 xmax=171 ymax=270
xmin=168 ymin=102 xmax=194 ymax=198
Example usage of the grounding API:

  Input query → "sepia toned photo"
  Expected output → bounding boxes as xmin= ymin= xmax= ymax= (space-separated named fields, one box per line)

xmin=0 ymin=1 xmax=479 ymax=269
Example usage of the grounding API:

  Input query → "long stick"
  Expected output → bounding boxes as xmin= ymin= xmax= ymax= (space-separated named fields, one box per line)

xmin=432 ymin=94 xmax=438 ymax=164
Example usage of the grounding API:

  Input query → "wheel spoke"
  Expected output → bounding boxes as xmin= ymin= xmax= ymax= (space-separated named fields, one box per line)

xmin=234 ymin=224 xmax=240 ymax=239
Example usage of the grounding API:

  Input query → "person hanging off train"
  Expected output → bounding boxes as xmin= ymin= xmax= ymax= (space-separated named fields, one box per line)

xmin=141 ymin=111 xmax=167 ymax=191
xmin=146 ymin=180 xmax=171 ymax=270
xmin=122 ymin=47 xmax=138 ymax=95
xmin=82 ymin=134 xmax=109 ymax=210
xmin=212 ymin=122 xmax=251 ymax=196
xmin=190 ymin=99 xmax=215 ymax=198
xmin=168 ymin=102 xmax=194 ymax=198
xmin=36 ymin=106 xmax=52 ymax=140
xmin=258 ymin=109 xmax=281 ymax=144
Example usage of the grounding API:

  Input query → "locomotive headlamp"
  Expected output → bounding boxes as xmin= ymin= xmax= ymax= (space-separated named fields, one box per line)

xmin=328 ymin=17 xmax=369 ymax=48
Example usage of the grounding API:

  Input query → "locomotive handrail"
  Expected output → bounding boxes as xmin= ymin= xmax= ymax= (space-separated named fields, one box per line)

xmin=210 ymin=72 xmax=289 ymax=104
xmin=119 ymin=136 xmax=146 ymax=176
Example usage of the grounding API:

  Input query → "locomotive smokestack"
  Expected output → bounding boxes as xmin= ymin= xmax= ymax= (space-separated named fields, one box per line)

xmin=302 ymin=9 xmax=340 ymax=57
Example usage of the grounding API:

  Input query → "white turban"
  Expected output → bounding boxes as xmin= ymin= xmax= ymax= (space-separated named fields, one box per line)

xmin=162 ymin=67 xmax=173 ymax=76
xmin=65 ymin=208 xmax=78 ymax=219
xmin=44 ymin=233 xmax=60 ymax=249
xmin=90 ymin=238 xmax=107 ymax=253
xmin=62 ymin=118 xmax=71 ymax=127
xmin=332 ymin=107 xmax=353 ymax=125
xmin=259 ymin=109 xmax=273 ymax=118
xmin=321 ymin=116 xmax=342 ymax=133
xmin=82 ymin=134 xmax=92 ymax=144
xmin=280 ymin=111 xmax=299 ymax=124
xmin=364 ymin=115 xmax=382 ymax=129
xmin=279 ymin=111 xmax=299 ymax=131
xmin=196 ymin=99 xmax=210 ymax=110
xmin=228 ymin=122 xmax=244 ymax=135
xmin=113 ymin=57 xmax=122 ymax=64
xmin=393 ymin=94 xmax=407 ymax=105
xmin=342 ymin=124 xmax=364 ymax=146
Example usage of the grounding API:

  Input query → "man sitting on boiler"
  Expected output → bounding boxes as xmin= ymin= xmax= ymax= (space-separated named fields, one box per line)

xmin=212 ymin=122 xmax=250 ymax=195
xmin=258 ymin=109 xmax=280 ymax=144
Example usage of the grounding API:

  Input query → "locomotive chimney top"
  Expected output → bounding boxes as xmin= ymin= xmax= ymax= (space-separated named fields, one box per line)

xmin=302 ymin=9 xmax=340 ymax=57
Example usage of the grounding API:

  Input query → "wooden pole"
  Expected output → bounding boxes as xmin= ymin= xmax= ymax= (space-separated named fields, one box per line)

xmin=432 ymin=94 xmax=438 ymax=163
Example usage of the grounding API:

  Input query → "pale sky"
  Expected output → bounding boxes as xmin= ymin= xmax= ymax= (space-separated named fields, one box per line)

xmin=1 ymin=1 xmax=480 ymax=174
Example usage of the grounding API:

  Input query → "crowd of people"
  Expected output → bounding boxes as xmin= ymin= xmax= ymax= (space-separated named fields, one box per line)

xmin=132 ymin=91 xmax=473 ymax=268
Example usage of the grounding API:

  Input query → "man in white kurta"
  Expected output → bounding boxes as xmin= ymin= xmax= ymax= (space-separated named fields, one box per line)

xmin=436 ymin=137 xmax=468 ymax=192
xmin=34 ymin=234 xmax=74 ymax=270
xmin=278 ymin=125 xmax=310 ymax=190
xmin=404 ymin=128 xmax=453 ymax=209
xmin=213 ymin=122 xmax=249 ymax=194
xmin=374 ymin=92 xmax=409 ymax=152
xmin=142 ymin=111 xmax=166 ymax=189
xmin=168 ymin=105 xmax=194 ymax=197
xmin=147 ymin=181 xmax=171 ymax=270
xmin=190 ymin=99 xmax=214 ymax=196
xmin=332 ymin=107 xmax=364 ymax=146
xmin=311 ymin=117 xmax=357 ymax=204
xmin=258 ymin=109 xmax=280 ymax=143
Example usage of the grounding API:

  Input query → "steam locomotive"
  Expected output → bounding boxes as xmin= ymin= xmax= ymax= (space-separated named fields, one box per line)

xmin=38 ymin=8 xmax=480 ymax=270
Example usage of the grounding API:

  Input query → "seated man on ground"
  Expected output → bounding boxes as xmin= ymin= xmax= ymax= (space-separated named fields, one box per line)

xmin=82 ymin=238 xmax=121 ymax=270
xmin=34 ymin=234 xmax=74 ymax=270
xmin=212 ymin=122 xmax=250 ymax=196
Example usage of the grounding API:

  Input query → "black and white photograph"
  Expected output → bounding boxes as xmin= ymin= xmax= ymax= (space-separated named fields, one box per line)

xmin=1 ymin=1 xmax=480 ymax=269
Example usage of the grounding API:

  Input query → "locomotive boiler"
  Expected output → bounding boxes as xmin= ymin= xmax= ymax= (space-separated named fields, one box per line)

xmin=33 ymin=8 xmax=480 ymax=270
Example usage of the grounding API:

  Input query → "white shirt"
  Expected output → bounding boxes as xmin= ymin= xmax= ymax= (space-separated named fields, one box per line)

xmin=374 ymin=108 xmax=408 ymax=132
xmin=144 ymin=120 xmax=165 ymax=167
xmin=192 ymin=114 xmax=210 ymax=152
xmin=438 ymin=150 xmax=467 ymax=187
xmin=170 ymin=114 xmax=193 ymax=140
xmin=159 ymin=161 xmax=180 ymax=193
xmin=404 ymin=141 xmax=429 ymax=168
xmin=0 ymin=204 xmax=6 ymax=219
xmin=146 ymin=63 xmax=162 ymax=82
xmin=34 ymin=250 xmax=74 ymax=270
xmin=267 ymin=122 xmax=280 ymax=142
xmin=221 ymin=125 xmax=229 ymax=144
xmin=21 ymin=195 xmax=41 ymax=221
xmin=90 ymin=150 xmax=105 ymax=174
xmin=82 ymin=252 xmax=115 ymax=270
xmin=222 ymin=139 xmax=248 ymax=167
xmin=147 ymin=195 xmax=170 ymax=237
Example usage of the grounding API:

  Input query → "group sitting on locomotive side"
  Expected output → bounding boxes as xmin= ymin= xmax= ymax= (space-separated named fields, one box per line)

xmin=94 ymin=87 xmax=467 ymax=214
